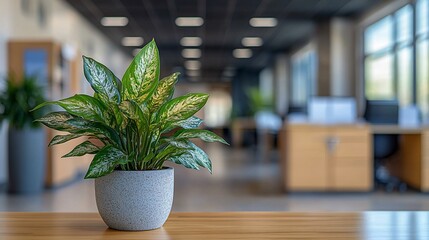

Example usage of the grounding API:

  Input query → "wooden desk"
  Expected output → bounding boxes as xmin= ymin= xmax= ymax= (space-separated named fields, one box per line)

xmin=1 ymin=212 xmax=428 ymax=239
xmin=370 ymin=124 xmax=429 ymax=191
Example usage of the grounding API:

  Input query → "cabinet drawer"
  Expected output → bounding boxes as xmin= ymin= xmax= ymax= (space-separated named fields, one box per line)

xmin=332 ymin=157 xmax=370 ymax=166
xmin=288 ymin=131 xmax=327 ymax=151
xmin=288 ymin=165 xmax=328 ymax=190
xmin=332 ymin=165 xmax=372 ymax=191
xmin=332 ymin=140 xmax=370 ymax=158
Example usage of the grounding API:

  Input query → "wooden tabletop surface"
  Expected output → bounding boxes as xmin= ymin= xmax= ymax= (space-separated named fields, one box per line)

xmin=0 ymin=212 xmax=428 ymax=239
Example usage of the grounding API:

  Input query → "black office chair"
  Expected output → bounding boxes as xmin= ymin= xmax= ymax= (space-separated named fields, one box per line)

xmin=364 ymin=100 xmax=407 ymax=192
xmin=287 ymin=105 xmax=307 ymax=115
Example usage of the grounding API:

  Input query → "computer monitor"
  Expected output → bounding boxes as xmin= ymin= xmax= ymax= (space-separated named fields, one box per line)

xmin=364 ymin=100 xmax=399 ymax=125
xmin=307 ymin=97 xmax=357 ymax=124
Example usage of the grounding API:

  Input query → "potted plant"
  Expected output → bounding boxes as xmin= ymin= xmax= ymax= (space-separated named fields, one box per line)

xmin=33 ymin=40 xmax=228 ymax=231
xmin=0 ymin=76 xmax=46 ymax=194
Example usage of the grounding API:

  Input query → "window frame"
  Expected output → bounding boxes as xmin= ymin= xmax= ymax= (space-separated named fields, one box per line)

xmin=363 ymin=4 xmax=414 ymax=104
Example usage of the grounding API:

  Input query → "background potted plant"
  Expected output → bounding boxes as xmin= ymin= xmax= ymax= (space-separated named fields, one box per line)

xmin=33 ymin=39 xmax=228 ymax=231
xmin=0 ymin=76 xmax=46 ymax=194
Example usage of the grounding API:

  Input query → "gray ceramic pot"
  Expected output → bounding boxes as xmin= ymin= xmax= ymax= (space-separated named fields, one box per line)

xmin=95 ymin=168 xmax=174 ymax=231
xmin=8 ymin=127 xmax=46 ymax=194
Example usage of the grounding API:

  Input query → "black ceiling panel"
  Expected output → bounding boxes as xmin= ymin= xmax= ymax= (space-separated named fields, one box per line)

xmin=65 ymin=0 xmax=381 ymax=82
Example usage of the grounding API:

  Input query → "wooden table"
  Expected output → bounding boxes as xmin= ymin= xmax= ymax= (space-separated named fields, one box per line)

xmin=1 ymin=212 xmax=428 ymax=239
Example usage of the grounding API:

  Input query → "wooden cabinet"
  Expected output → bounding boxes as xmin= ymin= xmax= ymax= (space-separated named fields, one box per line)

xmin=282 ymin=124 xmax=372 ymax=191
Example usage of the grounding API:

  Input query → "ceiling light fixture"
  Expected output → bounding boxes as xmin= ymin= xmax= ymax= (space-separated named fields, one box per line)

xmin=180 ymin=37 xmax=202 ymax=47
xmin=233 ymin=49 xmax=252 ymax=58
xmin=101 ymin=17 xmax=129 ymax=27
xmin=182 ymin=49 xmax=201 ymax=58
xmin=241 ymin=37 xmax=264 ymax=47
xmin=249 ymin=17 xmax=278 ymax=27
xmin=122 ymin=37 xmax=144 ymax=47
xmin=184 ymin=60 xmax=201 ymax=70
xmin=175 ymin=17 xmax=204 ymax=27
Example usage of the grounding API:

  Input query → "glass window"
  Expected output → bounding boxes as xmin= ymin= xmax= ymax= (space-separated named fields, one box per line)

xmin=364 ymin=4 xmax=415 ymax=109
xmin=417 ymin=40 xmax=429 ymax=120
xmin=291 ymin=48 xmax=317 ymax=106
xmin=397 ymin=47 xmax=413 ymax=106
xmin=365 ymin=54 xmax=394 ymax=100
xmin=396 ymin=6 xmax=413 ymax=44
xmin=417 ymin=0 xmax=429 ymax=35
xmin=364 ymin=16 xmax=394 ymax=54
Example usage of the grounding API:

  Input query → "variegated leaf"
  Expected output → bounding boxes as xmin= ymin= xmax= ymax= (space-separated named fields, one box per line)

xmin=149 ymin=72 xmax=179 ymax=111
xmin=157 ymin=93 xmax=208 ymax=127
xmin=121 ymin=39 xmax=160 ymax=103
xmin=83 ymin=56 xmax=121 ymax=104
xmin=49 ymin=133 xmax=87 ymax=146
xmin=175 ymin=129 xmax=229 ymax=145
xmin=84 ymin=146 xmax=129 ymax=179
xmin=62 ymin=141 xmax=100 ymax=158
xmin=65 ymin=118 xmax=121 ymax=148
xmin=36 ymin=111 xmax=77 ymax=132
xmin=32 ymin=94 xmax=107 ymax=123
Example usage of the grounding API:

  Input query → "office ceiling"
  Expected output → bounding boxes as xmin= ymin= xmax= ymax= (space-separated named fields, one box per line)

xmin=65 ymin=0 xmax=382 ymax=82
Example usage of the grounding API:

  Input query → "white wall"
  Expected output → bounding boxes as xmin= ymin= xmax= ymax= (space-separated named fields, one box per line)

xmin=0 ymin=0 xmax=131 ymax=184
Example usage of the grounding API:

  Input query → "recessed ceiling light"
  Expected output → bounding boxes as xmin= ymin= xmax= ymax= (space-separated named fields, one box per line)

xmin=233 ymin=49 xmax=252 ymax=58
xmin=122 ymin=37 xmax=144 ymax=47
xmin=175 ymin=17 xmax=204 ymax=27
xmin=241 ymin=37 xmax=263 ymax=47
xmin=249 ymin=17 xmax=278 ymax=27
xmin=182 ymin=49 xmax=201 ymax=58
xmin=132 ymin=48 xmax=141 ymax=56
xmin=184 ymin=60 xmax=201 ymax=70
xmin=101 ymin=17 xmax=129 ymax=27
xmin=180 ymin=37 xmax=202 ymax=47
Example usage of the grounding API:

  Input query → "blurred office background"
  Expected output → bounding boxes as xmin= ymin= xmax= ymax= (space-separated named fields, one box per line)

xmin=2 ymin=0 xmax=429 ymax=212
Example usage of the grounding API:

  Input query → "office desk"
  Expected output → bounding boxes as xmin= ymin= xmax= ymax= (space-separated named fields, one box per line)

xmin=370 ymin=124 xmax=429 ymax=192
xmin=1 ymin=212 xmax=428 ymax=239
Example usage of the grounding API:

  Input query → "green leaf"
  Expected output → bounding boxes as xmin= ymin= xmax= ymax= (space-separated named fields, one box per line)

xmin=32 ymin=94 xmax=107 ymax=123
xmin=157 ymin=93 xmax=209 ymax=128
xmin=154 ymin=143 xmax=190 ymax=162
xmin=84 ymin=146 xmax=129 ymax=179
xmin=161 ymin=140 xmax=212 ymax=173
xmin=169 ymin=153 xmax=200 ymax=171
xmin=175 ymin=116 xmax=203 ymax=129
xmin=119 ymin=100 xmax=150 ymax=131
xmin=174 ymin=129 xmax=229 ymax=145
xmin=35 ymin=111 xmax=77 ymax=132
xmin=83 ymin=56 xmax=121 ymax=104
xmin=163 ymin=116 xmax=203 ymax=133
xmin=149 ymin=72 xmax=179 ymax=111
xmin=62 ymin=141 xmax=100 ymax=158
xmin=49 ymin=133 xmax=87 ymax=146
xmin=187 ymin=142 xmax=212 ymax=173
xmin=122 ymin=39 xmax=160 ymax=103
xmin=65 ymin=118 xmax=121 ymax=148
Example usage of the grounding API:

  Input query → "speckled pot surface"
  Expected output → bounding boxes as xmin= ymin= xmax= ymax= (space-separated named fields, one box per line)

xmin=95 ymin=168 xmax=174 ymax=231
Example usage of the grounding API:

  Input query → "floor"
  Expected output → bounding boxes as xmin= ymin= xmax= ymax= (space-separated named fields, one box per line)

xmin=1 ymin=144 xmax=429 ymax=212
